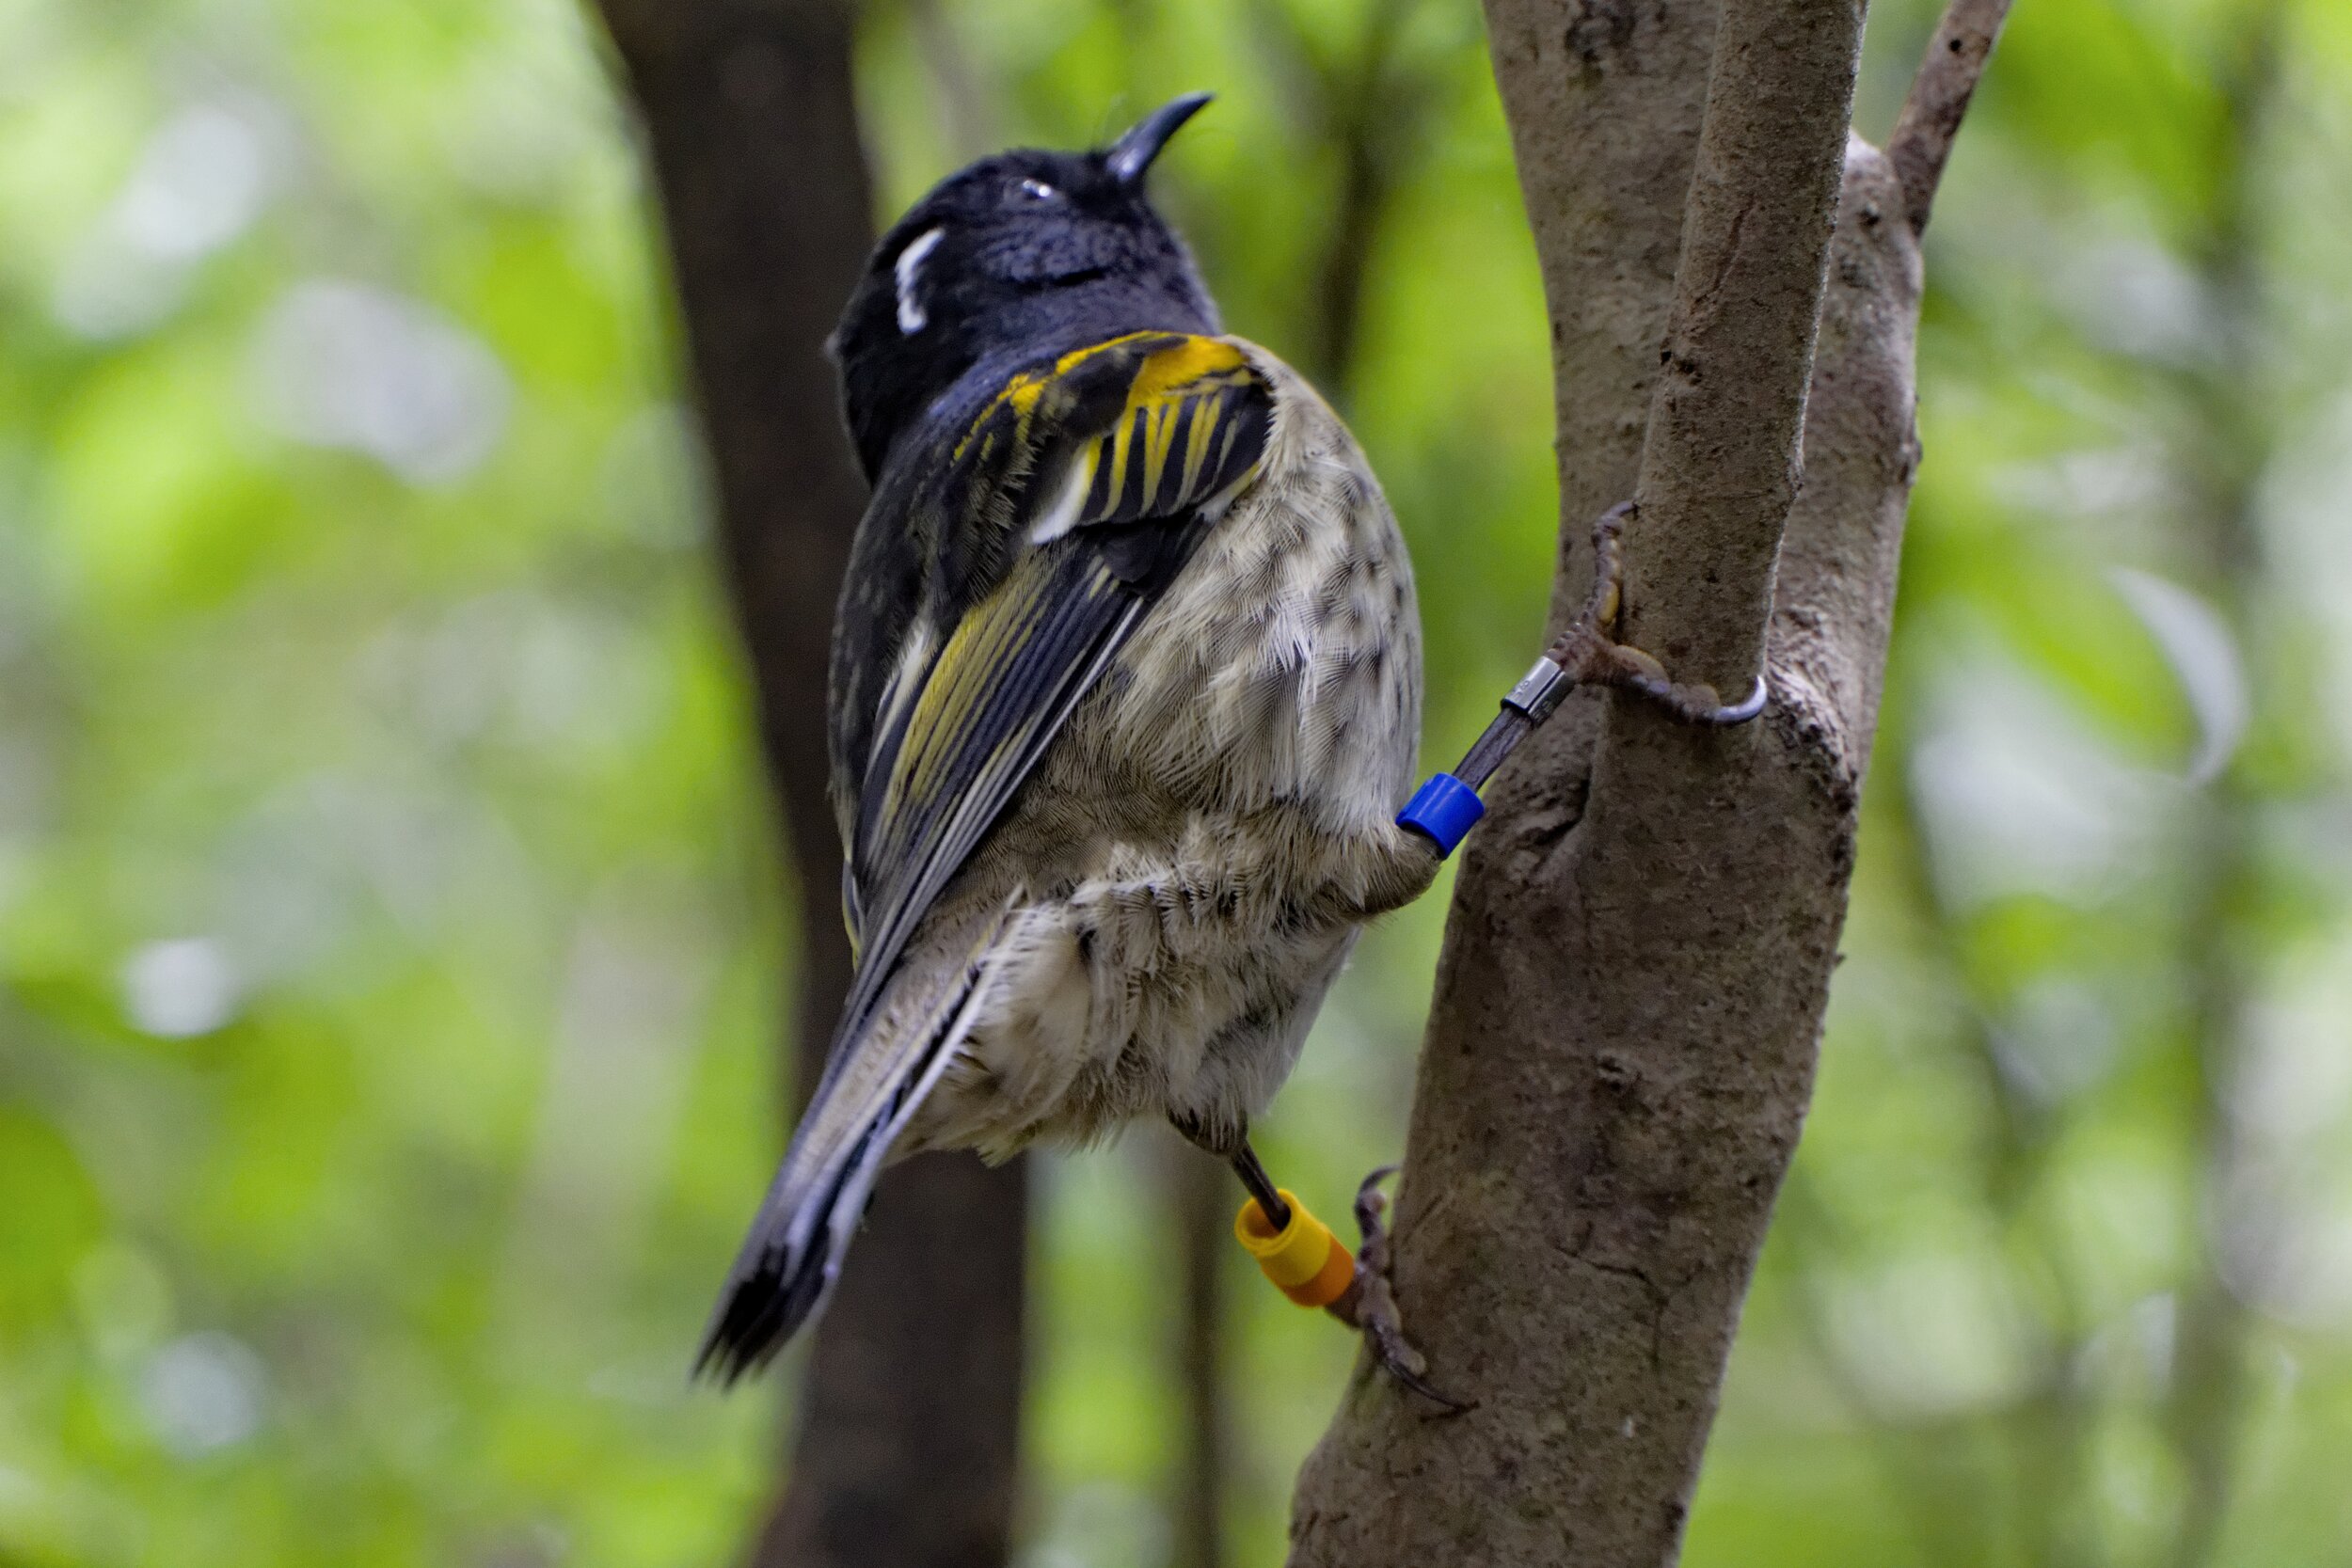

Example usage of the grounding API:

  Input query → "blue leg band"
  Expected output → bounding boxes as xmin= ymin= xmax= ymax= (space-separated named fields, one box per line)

xmin=1396 ymin=773 xmax=1486 ymax=858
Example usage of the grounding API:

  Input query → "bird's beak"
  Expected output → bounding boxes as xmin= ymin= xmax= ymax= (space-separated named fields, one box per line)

xmin=1105 ymin=92 xmax=1213 ymax=186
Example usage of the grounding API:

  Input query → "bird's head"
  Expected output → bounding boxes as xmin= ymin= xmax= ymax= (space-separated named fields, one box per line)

xmin=832 ymin=93 xmax=1220 ymax=482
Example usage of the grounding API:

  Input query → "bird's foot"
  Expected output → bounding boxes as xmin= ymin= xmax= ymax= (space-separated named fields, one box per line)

xmin=1326 ymin=1166 xmax=1475 ymax=1415
xmin=1395 ymin=501 xmax=1765 ymax=860
xmin=1547 ymin=501 xmax=1768 ymax=727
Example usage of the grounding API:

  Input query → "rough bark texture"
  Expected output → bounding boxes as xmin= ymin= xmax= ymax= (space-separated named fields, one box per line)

xmin=1289 ymin=0 xmax=1948 ymax=1559
xmin=589 ymin=4 xmax=1027 ymax=1565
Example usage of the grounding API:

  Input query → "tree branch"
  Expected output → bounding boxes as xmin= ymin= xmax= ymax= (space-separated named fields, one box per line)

xmin=1888 ymin=0 xmax=2015 ymax=234
xmin=1287 ymin=0 xmax=2013 ymax=1558
xmin=1621 ymin=0 xmax=1867 ymax=696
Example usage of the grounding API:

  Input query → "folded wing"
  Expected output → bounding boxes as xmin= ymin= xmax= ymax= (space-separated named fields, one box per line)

xmin=835 ymin=331 xmax=1271 ymax=1059
xmin=698 ymin=333 xmax=1272 ymax=1379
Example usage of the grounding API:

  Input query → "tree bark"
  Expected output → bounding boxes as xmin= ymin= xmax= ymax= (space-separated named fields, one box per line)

xmin=1288 ymin=0 xmax=2005 ymax=1559
xmin=589 ymin=5 xmax=1027 ymax=1565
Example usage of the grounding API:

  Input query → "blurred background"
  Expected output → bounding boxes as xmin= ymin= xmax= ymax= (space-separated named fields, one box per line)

xmin=3 ymin=0 xmax=2350 ymax=1562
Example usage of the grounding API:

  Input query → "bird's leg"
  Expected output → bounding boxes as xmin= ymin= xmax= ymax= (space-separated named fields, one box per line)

xmin=1226 ymin=1143 xmax=1471 ymax=1414
xmin=1334 ymin=825 xmax=1445 ymax=921
xmin=1322 ymin=1166 xmax=1473 ymax=1414
xmin=1395 ymin=500 xmax=1765 ymax=859
xmin=1229 ymin=1139 xmax=1290 ymax=1229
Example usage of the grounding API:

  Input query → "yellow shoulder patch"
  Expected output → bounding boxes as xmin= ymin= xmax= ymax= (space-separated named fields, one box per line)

xmin=1070 ymin=336 xmax=1263 ymax=530
xmin=952 ymin=332 xmax=1271 ymax=535
xmin=1124 ymin=335 xmax=1248 ymax=402
xmin=961 ymin=333 xmax=1249 ymax=447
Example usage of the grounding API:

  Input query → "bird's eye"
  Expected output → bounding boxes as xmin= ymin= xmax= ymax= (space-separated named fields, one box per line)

xmin=1019 ymin=179 xmax=1058 ymax=202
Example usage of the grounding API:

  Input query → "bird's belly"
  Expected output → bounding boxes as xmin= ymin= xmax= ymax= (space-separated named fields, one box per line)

xmin=906 ymin=900 xmax=1359 ymax=1160
xmin=898 ymin=372 xmax=1422 ymax=1161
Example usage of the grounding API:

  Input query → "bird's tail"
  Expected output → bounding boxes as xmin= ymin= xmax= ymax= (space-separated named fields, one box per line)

xmin=694 ymin=911 xmax=1008 ymax=1383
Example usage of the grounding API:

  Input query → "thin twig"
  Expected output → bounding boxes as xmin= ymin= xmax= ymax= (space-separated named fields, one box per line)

xmin=1887 ymin=0 xmax=2017 ymax=234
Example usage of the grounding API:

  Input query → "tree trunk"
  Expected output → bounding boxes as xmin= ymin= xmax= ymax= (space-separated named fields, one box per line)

xmin=1168 ymin=1139 xmax=1232 ymax=1568
xmin=589 ymin=4 xmax=1027 ymax=1565
xmin=2162 ymin=9 xmax=2285 ymax=1562
xmin=1289 ymin=0 xmax=2004 ymax=1560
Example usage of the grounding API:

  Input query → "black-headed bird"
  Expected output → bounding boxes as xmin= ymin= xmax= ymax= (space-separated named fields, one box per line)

xmin=697 ymin=94 xmax=1763 ymax=1402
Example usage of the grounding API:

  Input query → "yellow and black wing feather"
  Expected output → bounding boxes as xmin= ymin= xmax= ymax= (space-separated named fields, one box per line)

xmin=697 ymin=331 xmax=1271 ymax=1379
xmin=832 ymin=331 xmax=1272 ymax=1059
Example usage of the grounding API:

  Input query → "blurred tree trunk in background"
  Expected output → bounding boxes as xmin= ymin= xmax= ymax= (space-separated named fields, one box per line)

xmin=1166 ymin=1133 xmax=1231 ymax=1568
xmin=590 ymin=3 xmax=1028 ymax=1566
xmin=1290 ymin=0 xmax=2006 ymax=1561
xmin=2163 ymin=8 xmax=2284 ymax=1563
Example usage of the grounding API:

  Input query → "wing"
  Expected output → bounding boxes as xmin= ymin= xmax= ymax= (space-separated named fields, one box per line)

xmin=824 ymin=331 xmax=1272 ymax=1061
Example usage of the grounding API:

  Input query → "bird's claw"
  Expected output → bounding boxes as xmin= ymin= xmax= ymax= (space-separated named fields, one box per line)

xmin=1549 ymin=501 xmax=1770 ymax=728
xmin=1327 ymin=1165 xmax=1475 ymax=1416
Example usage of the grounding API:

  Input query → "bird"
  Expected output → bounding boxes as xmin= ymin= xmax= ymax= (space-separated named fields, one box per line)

xmin=696 ymin=93 xmax=1766 ymax=1400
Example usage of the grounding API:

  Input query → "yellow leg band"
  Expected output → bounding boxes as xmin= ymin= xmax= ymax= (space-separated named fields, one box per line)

xmin=1234 ymin=1190 xmax=1355 ymax=1308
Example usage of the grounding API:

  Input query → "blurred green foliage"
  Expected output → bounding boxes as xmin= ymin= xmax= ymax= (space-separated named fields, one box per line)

xmin=2 ymin=0 xmax=2348 ymax=1563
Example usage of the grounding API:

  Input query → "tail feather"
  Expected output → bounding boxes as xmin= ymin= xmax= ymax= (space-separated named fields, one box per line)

xmin=695 ymin=912 xmax=1008 ymax=1384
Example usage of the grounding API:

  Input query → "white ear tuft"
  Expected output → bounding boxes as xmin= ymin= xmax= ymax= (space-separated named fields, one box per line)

xmin=895 ymin=228 xmax=946 ymax=335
